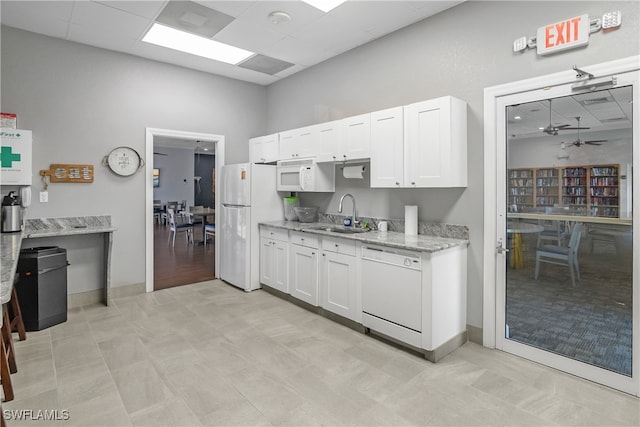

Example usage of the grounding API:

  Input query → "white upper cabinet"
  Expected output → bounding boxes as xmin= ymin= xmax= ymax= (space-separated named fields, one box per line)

xmin=315 ymin=120 xmax=342 ymax=162
xmin=370 ymin=107 xmax=404 ymax=188
xmin=249 ymin=133 xmax=279 ymax=164
xmin=370 ymin=96 xmax=467 ymax=188
xmin=278 ymin=125 xmax=319 ymax=160
xmin=405 ymin=96 xmax=467 ymax=188
xmin=340 ymin=113 xmax=371 ymax=161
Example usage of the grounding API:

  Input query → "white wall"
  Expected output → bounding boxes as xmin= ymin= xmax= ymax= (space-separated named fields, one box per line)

xmin=152 ymin=147 xmax=195 ymax=206
xmin=266 ymin=1 xmax=640 ymax=329
xmin=1 ymin=26 xmax=267 ymax=291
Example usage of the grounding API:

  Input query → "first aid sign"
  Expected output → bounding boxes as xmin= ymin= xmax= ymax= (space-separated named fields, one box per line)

xmin=537 ymin=14 xmax=590 ymax=55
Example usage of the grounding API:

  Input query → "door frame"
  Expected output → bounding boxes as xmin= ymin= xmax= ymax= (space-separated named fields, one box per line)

xmin=145 ymin=128 xmax=225 ymax=293
xmin=483 ymin=56 xmax=640 ymax=394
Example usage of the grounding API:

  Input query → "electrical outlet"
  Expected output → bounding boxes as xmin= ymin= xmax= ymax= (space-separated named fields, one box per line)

xmin=39 ymin=191 xmax=48 ymax=203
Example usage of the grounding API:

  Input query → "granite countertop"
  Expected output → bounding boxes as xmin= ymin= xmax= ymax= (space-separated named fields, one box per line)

xmin=0 ymin=231 xmax=23 ymax=306
xmin=260 ymin=221 xmax=468 ymax=253
xmin=25 ymin=216 xmax=116 ymax=238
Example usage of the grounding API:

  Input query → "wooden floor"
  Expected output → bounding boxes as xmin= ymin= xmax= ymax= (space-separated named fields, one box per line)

xmin=153 ymin=222 xmax=215 ymax=291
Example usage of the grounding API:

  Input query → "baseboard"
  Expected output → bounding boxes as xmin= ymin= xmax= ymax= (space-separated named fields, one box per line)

xmin=424 ymin=330 xmax=468 ymax=363
xmin=467 ymin=324 xmax=483 ymax=345
xmin=68 ymin=282 xmax=145 ymax=308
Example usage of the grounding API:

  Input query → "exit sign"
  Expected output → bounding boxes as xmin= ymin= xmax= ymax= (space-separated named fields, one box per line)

xmin=537 ymin=14 xmax=590 ymax=55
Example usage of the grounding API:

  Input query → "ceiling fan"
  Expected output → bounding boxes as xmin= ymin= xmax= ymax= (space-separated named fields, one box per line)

xmin=153 ymin=152 xmax=167 ymax=156
xmin=542 ymin=99 xmax=590 ymax=135
xmin=562 ymin=116 xmax=607 ymax=147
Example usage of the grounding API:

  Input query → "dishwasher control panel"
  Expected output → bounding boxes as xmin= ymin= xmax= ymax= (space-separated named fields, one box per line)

xmin=361 ymin=246 xmax=421 ymax=270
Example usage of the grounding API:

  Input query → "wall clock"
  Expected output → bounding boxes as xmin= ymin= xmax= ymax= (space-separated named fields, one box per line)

xmin=104 ymin=146 xmax=144 ymax=177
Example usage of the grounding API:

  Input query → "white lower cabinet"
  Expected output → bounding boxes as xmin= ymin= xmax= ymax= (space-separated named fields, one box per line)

xmin=320 ymin=237 xmax=359 ymax=322
xmin=259 ymin=227 xmax=289 ymax=293
xmin=289 ymin=232 xmax=319 ymax=306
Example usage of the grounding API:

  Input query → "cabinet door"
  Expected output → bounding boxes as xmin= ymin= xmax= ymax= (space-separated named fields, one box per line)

xmin=370 ymin=107 xmax=404 ymax=188
xmin=278 ymin=130 xmax=297 ymax=159
xmin=405 ymin=96 xmax=467 ymax=187
xmin=289 ymin=244 xmax=319 ymax=306
xmin=341 ymin=113 xmax=371 ymax=160
xmin=296 ymin=125 xmax=319 ymax=158
xmin=320 ymin=251 xmax=357 ymax=321
xmin=316 ymin=120 xmax=342 ymax=162
xmin=250 ymin=134 xmax=279 ymax=164
xmin=260 ymin=237 xmax=275 ymax=286
xmin=272 ymin=239 xmax=289 ymax=293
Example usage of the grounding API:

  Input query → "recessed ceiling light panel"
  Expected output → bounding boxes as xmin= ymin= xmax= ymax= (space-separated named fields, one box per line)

xmin=143 ymin=23 xmax=254 ymax=65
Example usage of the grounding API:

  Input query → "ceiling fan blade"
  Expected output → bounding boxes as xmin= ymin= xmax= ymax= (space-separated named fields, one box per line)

xmin=584 ymin=140 xmax=607 ymax=144
xmin=153 ymin=152 xmax=168 ymax=156
xmin=557 ymin=126 xmax=590 ymax=130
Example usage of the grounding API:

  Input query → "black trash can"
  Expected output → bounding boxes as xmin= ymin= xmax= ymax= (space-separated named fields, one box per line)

xmin=16 ymin=246 xmax=69 ymax=331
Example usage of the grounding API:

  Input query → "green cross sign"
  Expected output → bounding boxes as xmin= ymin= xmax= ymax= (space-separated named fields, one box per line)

xmin=1 ymin=146 xmax=21 ymax=168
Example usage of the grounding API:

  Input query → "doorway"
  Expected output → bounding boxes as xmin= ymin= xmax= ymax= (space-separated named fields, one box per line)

xmin=145 ymin=128 xmax=225 ymax=293
xmin=483 ymin=57 xmax=639 ymax=395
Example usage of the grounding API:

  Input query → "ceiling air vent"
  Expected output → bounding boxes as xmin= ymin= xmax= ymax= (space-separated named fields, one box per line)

xmin=238 ymin=54 xmax=294 ymax=75
xmin=156 ymin=1 xmax=234 ymax=38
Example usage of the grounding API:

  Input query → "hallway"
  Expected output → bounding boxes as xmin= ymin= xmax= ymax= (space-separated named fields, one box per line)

xmin=153 ymin=223 xmax=215 ymax=291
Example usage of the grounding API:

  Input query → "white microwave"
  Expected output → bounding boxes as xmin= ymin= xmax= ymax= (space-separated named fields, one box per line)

xmin=276 ymin=158 xmax=335 ymax=192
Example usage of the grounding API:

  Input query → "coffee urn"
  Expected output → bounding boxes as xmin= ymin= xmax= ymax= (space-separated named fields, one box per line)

xmin=1 ymin=191 xmax=23 ymax=232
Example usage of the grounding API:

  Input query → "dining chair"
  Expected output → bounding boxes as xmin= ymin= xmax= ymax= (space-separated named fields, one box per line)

xmin=537 ymin=219 xmax=566 ymax=247
xmin=189 ymin=206 xmax=204 ymax=225
xmin=534 ymin=222 xmax=583 ymax=287
xmin=162 ymin=201 xmax=179 ymax=226
xmin=153 ymin=200 xmax=163 ymax=225
xmin=204 ymin=223 xmax=216 ymax=248
xmin=167 ymin=208 xmax=193 ymax=247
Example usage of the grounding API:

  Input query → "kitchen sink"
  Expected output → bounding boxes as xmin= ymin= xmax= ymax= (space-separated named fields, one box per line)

xmin=304 ymin=225 xmax=370 ymax=234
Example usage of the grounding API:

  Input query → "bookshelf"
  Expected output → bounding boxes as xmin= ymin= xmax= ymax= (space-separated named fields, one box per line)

xmin=589 ymin=166 xmax=619 ymax=218
xmin=508 ymin=169 xmax=534 ymax=212
xmin=507 ymin=164 xmax=620 ymax=218
xmin=562 ymin=167 xmax=588 ymax=213
xmin=535 ymin=168 xmax=560 ymax=208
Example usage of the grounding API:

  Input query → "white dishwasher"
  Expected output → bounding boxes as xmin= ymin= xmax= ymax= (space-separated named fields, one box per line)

xmin=361 ymin=246 xmax=423 ymax=348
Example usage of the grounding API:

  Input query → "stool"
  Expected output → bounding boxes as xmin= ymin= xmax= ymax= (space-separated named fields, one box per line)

xmin=1 ymin=305 xmax=17 ymax=401
xmin=9 ymin=276 xmax=26 ymax=341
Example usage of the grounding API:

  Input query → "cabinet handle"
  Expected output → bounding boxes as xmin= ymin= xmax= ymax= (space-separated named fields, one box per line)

xmin=411 ymin=182 xmax=416 ymax=186
xmin=395 ymin=182 xmax=400 ymax=186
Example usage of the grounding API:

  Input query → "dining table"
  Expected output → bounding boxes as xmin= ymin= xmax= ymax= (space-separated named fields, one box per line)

xmin=506 ymin=221 xmax=544 ymax=269
xmin=189 ymin=207 xmax=215 ymax=244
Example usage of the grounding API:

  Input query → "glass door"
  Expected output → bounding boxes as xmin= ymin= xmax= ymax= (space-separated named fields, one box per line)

xmin=496 ymin=71 xmax=639 ymax=394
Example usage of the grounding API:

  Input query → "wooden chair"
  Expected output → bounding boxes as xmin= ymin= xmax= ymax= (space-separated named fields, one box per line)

xmin=535 ymin=223 xmax=583 ymax=287
xmin=1 ymin=305 xmax=17 ymax=401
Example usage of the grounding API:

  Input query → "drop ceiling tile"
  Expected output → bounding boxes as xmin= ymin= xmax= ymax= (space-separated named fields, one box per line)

xmin=213 ymin=14 xmax=287 ymax=52
xmin=0 ymin=0 xmax=72 ymax=38
xmin=231 ymin=1 xmax=325 ymax=36
xmin=262 ymin=35 xmax=337 ymax=67
xmin=328 ymin=1 xmax=416 ymax=34
xmin=70 ymin=1 xmax=151 ymax=41
xmin=95 ymin=1 xmax=168 ymax=19
xmin=68 ymin=22 xmax=138 ymax=52
xmin=288 ymin=12 xmax=372 ymax=54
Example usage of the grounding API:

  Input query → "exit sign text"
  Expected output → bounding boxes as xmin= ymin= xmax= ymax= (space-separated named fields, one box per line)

xmin=536 ymin=14 xmax=589 ymax=55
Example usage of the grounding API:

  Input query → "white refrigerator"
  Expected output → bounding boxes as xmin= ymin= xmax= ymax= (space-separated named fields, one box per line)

xmin=220 ymin=163 xmax=283 ymax=291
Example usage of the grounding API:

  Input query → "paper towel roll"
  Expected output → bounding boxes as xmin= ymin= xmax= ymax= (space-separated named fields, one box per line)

xmin=405 ymin=205 xmax=418 ymax=236
xmin=343 ymin=165 xmax=365 ymax=179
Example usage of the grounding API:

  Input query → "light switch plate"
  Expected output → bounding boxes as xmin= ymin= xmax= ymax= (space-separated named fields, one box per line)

xmin=39 ymin=191 xmax=48 ymax=203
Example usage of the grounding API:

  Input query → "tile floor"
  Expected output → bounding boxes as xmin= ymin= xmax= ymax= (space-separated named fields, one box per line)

xmin=2 ymin=279 xmax=639 ymax=426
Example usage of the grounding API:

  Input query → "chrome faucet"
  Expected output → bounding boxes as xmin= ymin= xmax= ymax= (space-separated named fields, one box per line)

xmin=338 ymin=193 xmax=357 ymax=227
